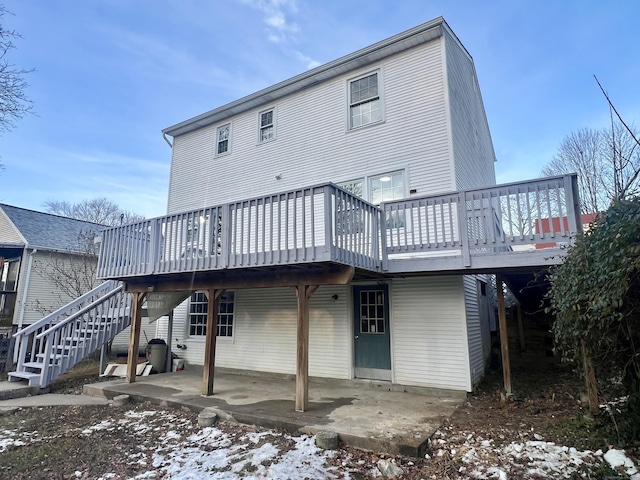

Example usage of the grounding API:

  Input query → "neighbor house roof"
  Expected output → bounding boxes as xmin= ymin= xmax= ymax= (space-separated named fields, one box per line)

xmin=163 ymin=16 xmax=463 ymax=138
xmin=0 ymin=204 xmax=105 ymax=253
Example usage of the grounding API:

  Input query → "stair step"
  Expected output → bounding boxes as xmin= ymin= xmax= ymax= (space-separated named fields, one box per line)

xmin=8 ymin=371 xmax=43 ymax=387
xmin=36 ymin=353 xmax=66 ymax=361
xmin=22 ymin=361 xmax=45 ymax=370
xmin=8 ymin=371 xmax=41 ymax=380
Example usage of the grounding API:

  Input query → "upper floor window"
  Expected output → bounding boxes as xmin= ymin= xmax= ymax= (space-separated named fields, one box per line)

xmin=188 ymin=291 xmax=235 ymax=337
xmin=259 ymin=108 xmax=275 ymax=143
xmin=216 ymin=123 xmax=231 ymax=156
xmin=349 ymin=71 xmax=382 ymax=129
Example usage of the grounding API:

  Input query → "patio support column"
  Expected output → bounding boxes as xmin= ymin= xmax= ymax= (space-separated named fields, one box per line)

xmin=496 ymin=275 xmax=512 ymax=397
xmin=203 ymin=289 xmax=224 ymax=396
xmin=165 ymin=310 xmax=174 ymax=374
xmin=295 ymin=285 xmax=318 ymax=412
xmin=126 ymin=292 xmax=147 ymax=383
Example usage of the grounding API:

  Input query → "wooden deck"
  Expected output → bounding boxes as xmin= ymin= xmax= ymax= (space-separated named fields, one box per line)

xmin=96 ymin=174 xmax=582 ymax=284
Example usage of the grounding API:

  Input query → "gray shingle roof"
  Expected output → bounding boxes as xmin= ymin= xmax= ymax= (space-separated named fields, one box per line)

xmin=0 ymin=204 xmax=105 ymax=253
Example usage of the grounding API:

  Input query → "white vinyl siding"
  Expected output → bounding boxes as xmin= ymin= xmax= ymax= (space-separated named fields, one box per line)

xmin=0 ymin=209 xmax=25 ymax=244
xmin=392 ymin=276 xmax=471 ymax=391
xmin=167 ymin=37 xmax=451 ymax=214
xmin=444 ymin=30 xmax=497 ymax=191
xmin=463 ymin=275 xmax=484 ymax=387
xmin=164 ymin=286 xmax=350 ymax=379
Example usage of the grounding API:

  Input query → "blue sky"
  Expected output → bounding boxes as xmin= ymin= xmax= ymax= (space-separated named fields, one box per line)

xmin=1 ymin=0 xmax=638 ymax=219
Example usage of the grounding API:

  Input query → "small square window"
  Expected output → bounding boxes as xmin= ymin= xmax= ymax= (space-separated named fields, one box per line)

xmin=259 ymin=109 xmax=275 ymax=143
xmin=216 ymin=123 xmax=231 ymax=155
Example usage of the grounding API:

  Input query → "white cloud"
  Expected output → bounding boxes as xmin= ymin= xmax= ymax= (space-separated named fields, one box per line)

xmin=238 ymin=0 xmax=319 ymax=68
xmin=294 ymin=50 xmax=321 ymax=70
xmin=240 ymin=0 xmax=300 ymax=41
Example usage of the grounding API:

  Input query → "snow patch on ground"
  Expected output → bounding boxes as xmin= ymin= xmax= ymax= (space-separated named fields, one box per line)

xmin=434 ymin=427 xmax=638 ymax=479
xmin=604 ymin=448 xmax=640 ymax=479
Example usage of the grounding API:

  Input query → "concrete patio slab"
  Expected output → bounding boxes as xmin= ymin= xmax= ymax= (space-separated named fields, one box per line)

xmin=84 ymin=367 xmax=464 ymax=456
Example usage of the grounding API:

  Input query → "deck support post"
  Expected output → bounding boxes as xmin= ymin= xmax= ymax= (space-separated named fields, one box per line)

xmin=99 ymin=342 xmax=108 ymax=376
xmin=496 ymin=275 xmax=512 ymax=397
xmin=126 ymin=292 xmax=147 ymax=383
xmin=165 ymin=310 xmax=174 ymax=374
xmin=203 ymin=289 xmax=224 ymax=396
xmin=295 ymin=285 xmax=318 ymax=412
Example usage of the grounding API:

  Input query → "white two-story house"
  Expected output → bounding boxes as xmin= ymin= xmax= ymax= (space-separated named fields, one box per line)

xmin=155 ymin=17 xmax=498 ymax=394
xmin=10 ymin=17 xmax=583 ymax=405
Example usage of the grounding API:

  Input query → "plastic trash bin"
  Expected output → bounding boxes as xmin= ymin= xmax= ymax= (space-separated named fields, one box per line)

xmin=146 ymin=338 xmax=167 ymax=373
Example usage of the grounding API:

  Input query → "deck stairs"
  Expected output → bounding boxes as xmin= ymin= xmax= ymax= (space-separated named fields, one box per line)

xmin=8 ymin=280 xmax=132 ymax=388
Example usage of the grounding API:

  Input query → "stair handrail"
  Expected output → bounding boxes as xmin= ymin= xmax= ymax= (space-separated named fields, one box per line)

xmin=13 ymin=280 xmax=119 ymax=338
xmin=30 ymin=282 xmax=130 ymax=387
xmin=34 ymin=284 xmax=125 ymax=339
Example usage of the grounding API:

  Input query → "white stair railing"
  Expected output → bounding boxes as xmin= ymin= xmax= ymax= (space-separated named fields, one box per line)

xmin=9 ymin=280 xmax=132 ymax=387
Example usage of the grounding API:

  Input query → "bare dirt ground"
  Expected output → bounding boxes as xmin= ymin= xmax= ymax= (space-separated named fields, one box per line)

xmin=0 ymin=361 xmax=637 ymax=479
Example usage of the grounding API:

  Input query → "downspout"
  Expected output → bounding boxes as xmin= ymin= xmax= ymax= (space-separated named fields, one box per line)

xmin=162 ymin=132 xmax=173 ymax=148
xmin=13 ymin=247 xmax=36 ymax=363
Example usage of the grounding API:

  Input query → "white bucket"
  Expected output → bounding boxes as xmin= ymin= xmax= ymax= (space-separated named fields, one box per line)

xmin=172 ymin=359 xmax=185 ymax=372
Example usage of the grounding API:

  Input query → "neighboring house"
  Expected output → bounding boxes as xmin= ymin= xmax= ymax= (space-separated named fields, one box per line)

xmin=0 ymin=204 xmax=104 ymax=333
xmin=153 ymin=17 xmax=499 ymax=394
xmin=535 ymin=213 xmax=597 ymax=249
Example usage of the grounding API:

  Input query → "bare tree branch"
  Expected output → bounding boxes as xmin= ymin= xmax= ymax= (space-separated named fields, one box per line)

xmin=44 ymin=198 xmax=145 ymax=226
xmin=0 ymin=5 xmax=33 ymax=136
xmin=594 ymin=75 xmax=640 ymax=199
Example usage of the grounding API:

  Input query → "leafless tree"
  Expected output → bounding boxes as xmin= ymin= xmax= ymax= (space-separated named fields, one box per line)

xmin=542 ymin=128 xmax=606 ymax=214
xmin=31 ymin=230 xmax=99 ymax=315
xmin=44 ymin=198 xmax=145 ymax=226
xmin=543 ymin=78 xmax=640 ymax=213
xmin=0 ymin=5 xmax=34 ymax=172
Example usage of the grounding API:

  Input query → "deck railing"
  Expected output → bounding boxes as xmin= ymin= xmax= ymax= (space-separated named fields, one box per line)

xmin=97 ymin=184 xmax=382 ymax=279
xmin=382 ymin=174 xmax=581 ymax=266
xmin=97 ymin=175 xmax=581 ymax=279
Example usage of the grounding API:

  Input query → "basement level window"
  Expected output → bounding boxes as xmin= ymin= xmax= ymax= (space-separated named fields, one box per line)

xmin=188 ymin=291 xmax=235 ymax=337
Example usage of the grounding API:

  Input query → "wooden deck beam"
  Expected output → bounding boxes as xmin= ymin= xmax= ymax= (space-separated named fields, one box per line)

xmin=295 ymin=285 xmax=318 ymax=412
xmin=203 ymin=289 xmax=224 ymax=396
xmin=124 ymin=264 xmax=355 ymax=293
xmin=126 ymin=292 xmax=147 ymax=383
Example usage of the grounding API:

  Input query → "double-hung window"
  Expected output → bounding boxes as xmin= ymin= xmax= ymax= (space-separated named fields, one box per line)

xmin=259 ymin=108 xmax=275 ymax=143
xmin=349 ymin=71 xmax=382 ymax=129
xmin=216 ymin=123 xmax=231 ymax=156
xmin=188 ymin=291 xmax=235 ymax=337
